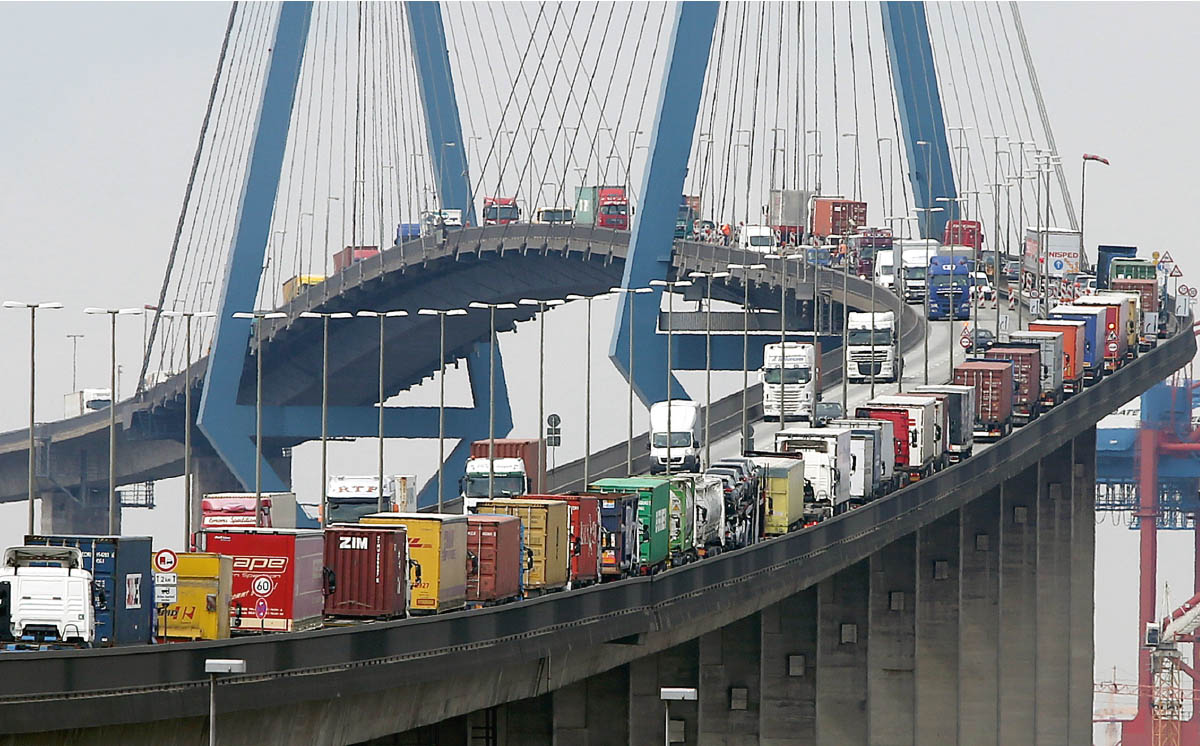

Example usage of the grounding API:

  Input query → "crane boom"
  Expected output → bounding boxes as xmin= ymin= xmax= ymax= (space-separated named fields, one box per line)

xmin=1161 ymin=591 xmax=1200 ymax=644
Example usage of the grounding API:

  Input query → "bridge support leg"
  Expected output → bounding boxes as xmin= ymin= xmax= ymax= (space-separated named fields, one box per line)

xmin=998 ymin=463 xmax=1039 ymax=744
xmin=867 ymin=534 xmax=916 ymax=745
xmin=1068 ymin=429 xmax=1096 ymax=744
xmin=628 ymin=640 xmax=699 ymax=746
xmin=915 ymin=511 xmax=960 ymax=743
xmin=39 ymin=488 xmax=110 ymax=536
xmin=697 ymin=614 xmax=760 ymax=742
xmin=958 ymin=485 xmax=1002 ymax=744
xmin=552 ymin=665 xmax=629 ymax=746
xmin=501 ymin=694 xmax=552 ymax=745
xmin=759 ymin=587 xmax=818 ymax=743
xmin=816 ymin=559 xmax=869 ymax=743
xmin=1035 ymin=444 xmax=1073 ymax=744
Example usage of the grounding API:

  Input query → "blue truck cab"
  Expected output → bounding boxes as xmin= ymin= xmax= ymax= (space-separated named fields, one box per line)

xmin=927 ymin=254 xmax=973 ymax=320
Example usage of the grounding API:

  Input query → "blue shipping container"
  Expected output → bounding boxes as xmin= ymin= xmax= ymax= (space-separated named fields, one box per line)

xmin=24 ymin=534 xmax=154 ymax=646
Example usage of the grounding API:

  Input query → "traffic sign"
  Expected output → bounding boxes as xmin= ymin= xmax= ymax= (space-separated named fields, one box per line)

xmin=959 ymin=335 xmax=972 ymax=349
xmin=546 ymin=413 xmax=561 ymax=428
xmin=1170 ymin=265 xmax=1184 ymax=278
xmin=1180 ymin=285 xmax=1191 ymax=297
xmin=255 ymin=598 xmax=268 ymax=619
xmin=1161 ymin=251 xmax=1175 ymax=264
xmin=154 ymin=585 xmax=178 ymax=604
xmin=153 ymin=549 xmax=178 ymax=573
xmin=1191 ymin=287 xmax=1198 ymax=299
xmin=547 ymin=435 xmax=562 ymax=447
xmin=1107 ymin=330 xmax=1119 ymax=341
xmin=1000 ymin=314 xmax=1010 ymax=331
xmin=154 ymin=572 xmax=177 ymax=587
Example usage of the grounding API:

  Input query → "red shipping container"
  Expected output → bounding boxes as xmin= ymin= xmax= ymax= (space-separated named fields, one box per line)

xmin=333 ymin=245 xmax=380 ymax=273
xmin=322 ymin=526 xmax=408 ymax=619
xmin=1112 ymin=278 xmax=1159 ymax=313
xmin=984 ymin=346 xmax=1041 ymax=420
xmin=529 ymin=494 xmax=601 ymax=586
xmin=466 ymin=514 xmax=522 ymax=604
xmin=954 ymin=361 xmax=1014 ymax=438
xmin=469 ymin=438 xmax=546 ymax=494
xmin=200 ymin=529 xmax=324 ymax=633
xmin=854 ymin=407 xmax=911 ymax=468
xmin=810 ymin=198 xmax=867 ymax=239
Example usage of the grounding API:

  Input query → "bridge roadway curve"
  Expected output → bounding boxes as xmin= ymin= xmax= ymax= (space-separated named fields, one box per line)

xmin=0 ymin=317 xmax=1191 ymax=744
xmin=0 ymin=225 xmax=911 ymax=503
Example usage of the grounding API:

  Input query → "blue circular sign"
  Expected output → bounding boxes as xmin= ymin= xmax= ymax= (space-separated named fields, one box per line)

xmin=255 ymin=598 xmax=268 ymax=619
xmin=1054 ymin=260 xmax=1064 ymax=270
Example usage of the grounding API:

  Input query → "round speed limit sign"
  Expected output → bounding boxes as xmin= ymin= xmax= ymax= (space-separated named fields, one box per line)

xmin=959 ymin=335 xmax=972 ymax=349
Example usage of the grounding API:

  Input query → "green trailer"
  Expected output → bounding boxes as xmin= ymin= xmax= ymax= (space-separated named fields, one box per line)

xmin=665 ymin=475 xmax=697 ymax=564
xmin=588 ymin=477 xmax=670 ymax=574
xmin=1110 ymin=258 xmax=1157 ymax=282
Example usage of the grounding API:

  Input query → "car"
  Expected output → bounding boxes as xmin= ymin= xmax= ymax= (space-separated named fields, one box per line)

xmin=712 ymin=458 xmax=760 ymax=494
xmin=971 ymin=272 xmax=995 ymax=301
xmin=1003 ymin=260 xmax=1021 ymax=282
xmin=812 ymin=401 xmax=844 ymax=426
xmin=968 ymin=327 xmax=996 ymax=352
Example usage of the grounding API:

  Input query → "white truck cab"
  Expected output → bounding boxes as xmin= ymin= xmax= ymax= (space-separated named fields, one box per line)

xmin=774 ymin=427 xmax=853 ymax=513
xmin=650 ymin=400 xmax=703 ymax=473
xmin=846 ymin=311 xmax=900 ymax=383
xmin=0 ymin=546 xmax=94 ymax=646
xmin=760 ymin=342 xmax=817 ymax=421
xmin=460 ymin=457 xmax=531 ymax=509
xmin=739 ymin=224 xmax=777 ymax=253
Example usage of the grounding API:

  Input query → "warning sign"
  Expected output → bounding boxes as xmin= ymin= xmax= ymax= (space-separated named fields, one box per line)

xmin=1161 ymin=251 xmax=1174 ymax=264
xmin=1170 ymin=265 xmax=1183 ymax=278
xmin=1107 ymin=330 xmax=1119 ymax=341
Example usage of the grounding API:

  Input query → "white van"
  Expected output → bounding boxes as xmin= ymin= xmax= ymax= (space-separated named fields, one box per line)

xmin=739 ymin=224 xmax=777 ymax=253
xmin=649 ymin=400 xmax=703 ymax=473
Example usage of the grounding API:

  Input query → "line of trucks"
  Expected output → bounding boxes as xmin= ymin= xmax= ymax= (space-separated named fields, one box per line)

xmin=4 ymin=249 xmax=1171 ymax=649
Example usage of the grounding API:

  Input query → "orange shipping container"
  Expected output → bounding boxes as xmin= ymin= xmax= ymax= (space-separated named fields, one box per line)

xmin=1029 ymin=319 xmax=1086 ymax=395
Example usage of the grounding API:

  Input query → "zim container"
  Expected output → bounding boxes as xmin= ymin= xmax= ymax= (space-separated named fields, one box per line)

xmin=160 ymin=552 xmax=232 ymax=641
xmin=528 ymin=494 xmax=601 ymax=585
xmin=322 ymin=526 xmax=408 ymax=619
xmin=24 ymin=534 xmax=154 ymax=646
xmin=199 ymin=529 xmax=324 ymax=633
xmin=465 ymin=514 xmax=522 ymax=604
xmin=472 ymin=499 xmax=569 ymax=592
xmin=358 ymin=513 xmax=467 ymax=614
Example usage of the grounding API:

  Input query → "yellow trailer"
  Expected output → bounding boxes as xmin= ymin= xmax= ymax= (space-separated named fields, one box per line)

xmin=758 ymin=455 xmax=808 ymax=536
xmin=473 ymin=499 xmax=569 ymax=593
xmin=282 ymin=274 xmax=325 ymax=303
xmin=359 ymin=513 xmax=467 ymax=614
xmin=161 ymin=552 xmax=232 ymax=641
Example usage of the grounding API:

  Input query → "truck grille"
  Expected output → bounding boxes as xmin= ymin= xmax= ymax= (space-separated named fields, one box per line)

xmin=849 ymin=351 xmax=889 ymax=361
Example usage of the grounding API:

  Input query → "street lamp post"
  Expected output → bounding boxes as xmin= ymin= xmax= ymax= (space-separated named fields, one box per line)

xmin=357 ymin=310 xmax=408 ymax=512
xmin=66 ymin=333 xmax=84 ymax=392
xmin=610 ymin=287 xmax=653 ymax=474
xmin=4 ymin=301 xmax=62 ymax=534
xmin=840 ymin=132 xmax=859 ymax=200
xmin=885 ymin=215 xmax=905 ymax=392
xmin=1080 ymin=153 xmax=1110 ymax=271
xmin=566 ymin=293 xmax=611 ymax=487
xmin=913 ymin=205 xmax=943 ymax=385
xmin=229 ymin=311 xmax=287 ymax=523
xmin=687 ymin=271 xmax=729 ymax=467
xmin=161 ymin=310 xmax=216 ymax=546
xmin=205 ymin=658 xmax=246 ymax=746
xmin=84 ymin=306 xmax=143 ymax=534
xmin=469 ymin=302 xmax=518 ymax=499
xmin=727 ymin=263 xmax=767 ymax=452
xmin=519 ymin=298 xmax=566 ymax=492
xmin=938 ymin=195 xmax=967 ymax=375
xmin=299 ymin=311 xmax=353 ymax=523
xmin=659 ymin=687 xmax=698 ymax=746
xmin=417 ymin=308 xmax=468 ymax=510
xmin=650 ymin=280 xmax=692 ymax=475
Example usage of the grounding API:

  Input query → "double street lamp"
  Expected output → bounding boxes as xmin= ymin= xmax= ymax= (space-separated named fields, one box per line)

xmin=519 ymin=298 xmax=566 ymax=493
xmin=417 ymin=308 xmax=468 ymax=511
xmin=356 ymin=310 xmax=409 ymax=513
xmin=686 ymin=270 xmax=729 ymax=468
xmin=230 ymin=311 xmax=287 ymax=522
xmin=727 ymin=262 xmax=767 ymax=452
xmin=649 ymin=279 xmax=692 ymax=476
xmin=911 ymin=207 xmax=943 ymax=385
xmin=85 ymin=306 xmax=144 ymax=534
xmin=610 ymin=286 xmax=654 ymax=474
xmin=4 ymin=300 xmax=62 ymax=534
xmin=565 ymin=292 xmax=612 ymax=487
xmin=468 ymin=302 xmax=518 ymax=500
xmin=160 ymin=309 xmax=216 ymax=548
xmin=298 ymin=311 xmax=353 ymax=524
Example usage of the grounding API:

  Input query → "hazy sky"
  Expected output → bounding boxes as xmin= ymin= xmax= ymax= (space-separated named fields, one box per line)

xmin=1 ymin=2 xmax=1198 ymax=716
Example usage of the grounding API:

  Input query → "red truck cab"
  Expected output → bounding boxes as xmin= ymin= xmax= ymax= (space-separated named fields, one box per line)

xmin=483 ymin=196 xmax=521 ymax=225
xmin=597 ymin=187 xmax=629 ymax=230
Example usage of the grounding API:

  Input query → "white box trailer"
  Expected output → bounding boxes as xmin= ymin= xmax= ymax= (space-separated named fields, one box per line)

xmin=829 ymin=418 xmax=893 ymax=499
xmin=912 ymin=385 xmax=977 ymax=462
xmin=774 ymin=427 xmax=853 ymax=513
xmin=864 ymin=395 xmax=939 ymax=479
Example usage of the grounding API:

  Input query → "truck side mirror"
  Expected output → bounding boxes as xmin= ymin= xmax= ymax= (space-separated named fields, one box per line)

xmin=409 ymin=559 xmax=423 ymax=585
xmin=322 ymin=566 xmax=337 ymax=596
xmin=910 ymin=431 xmax=918 ymax=448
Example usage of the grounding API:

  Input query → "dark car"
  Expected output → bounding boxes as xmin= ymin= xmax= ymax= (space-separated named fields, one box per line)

xmin=812 ymin=401 xmax=844 ymax=426
xmin=969 ymin=327 xmax=996 ymax=352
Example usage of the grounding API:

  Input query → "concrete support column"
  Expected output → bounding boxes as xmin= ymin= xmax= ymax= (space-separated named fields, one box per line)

xmin=630 ymin=641 xmax=698 ymax=746
xmin=502 ymin=694 xmax=552 ymax=746
xmin=998 ymin=464 xmax=1038 ymax=745
xmin=760 ymin=587 xmax=818 ymax=744
xmin=958 ymin=485 xmax=1001 ymax=745
xmin=698 ymin=614 xmax=760 ymax=743
xmin=553 ymin=665 xmax=629 ymax=746
xmin=1068 ymin=428 xmax=1096 ymax=743
xmin=1035 ymin=443 xmax=1073 ymax=744
xmin=816 ymin=560 xmax=869 ymax=744
xmin=39 ymin=487 xmax=110 ymax=535
xmin=867 ymin=534 xmax=915 ymax=745
xmin=915 ymin=511 xmax=960 ymax=744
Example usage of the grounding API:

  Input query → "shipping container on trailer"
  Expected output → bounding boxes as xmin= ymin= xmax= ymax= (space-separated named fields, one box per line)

xmin=582 ymin=491 xmax=640 ymax=579
xmin=198 ymin=529 xmax=323 ymax=633
xmin=464 ymin=514 xmax=522 ymax=605
xmin=1047 ymin=305 xmax=1107 ymax=384
xmin=890 ymin=392 xmax=951 ymax=468
xmin=587 ymin=478 xmax=671 ymax=574
xmin=1028 ymin=320 xmax=1086 ymax=396
xmin=159 ymin=552 xmax=232 ymax=641
xmin=322 ymin=526 xmax=409 ymax=619
xmin=282 ymin=274 xmax=324 ymax=303
xmin=471 ymin=499 xmax=569 ymax=594
xmin=953 ymin=361 xmax=1014 ymax=440
xmin=857 ymin=396 xmax=938 ymax=480
xmin=911 ymin=384 xmax=977 ymax=461
xmin=1005 ymin=332 xmax=1065 ymax=408
xmin=755 ymin=455 xmax=808 ymax=535
xmin=1111 ymin=278 xmax=1161 ymax=349
xmin=24 ymin=534 xmax=154 ymax=646
xmin=983 ymin=346 xmax=1042 ymax=424
xmin=526 ymin=494 xmax=602 ymax=586
xmin=810 ymin=197 xmax=868 ymax=240
xmin=358 ymin=513 xmax=467 ymax=614
xmin=1059 ymin=298 xmax=1127 ymax=372
xmin=333 ymin=245 xmax=380 ymax=272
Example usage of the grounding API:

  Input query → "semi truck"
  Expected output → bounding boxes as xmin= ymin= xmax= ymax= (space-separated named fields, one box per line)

xmin=1006 ymin=331 xmax=1066 ymax=408
xmin=943 ymin=220 xmax=983 ymax=254
xmin=1111 ymin=277 xmax=1161 ymax=349
xmin=1028 ymin=320 xmax=1086 ymax=396
xmin=846 ymin=311 xmax=900 ymax=383
xmin=649 ymin=401 xmax=703 ymax=473
xmin=810 ymin=197 xmax=867 ymax=241
xmin=983 ymin=346 xmax=1042 ymax=424
xmin=1024 ymin=227 xmax=1083 ymax=283
xmin=767 ymin=189 xmax=812 ymax=243
xmin=900 ymin=242 xmax=940 ymax=304
xmin=326 ymin=476 xmax=416 ymax=524
xmin=857 ymin=396 xmax=939 ymax=481
xmin=1096 ymin=245 xmax=1138 ymax=289
xmin=63 ymin=388 xmax=112 ymax=419
xmin=774 ymin=427 xmax=852 ymax=514
xmin=574 ymin=186 xmax=629 ymax=230
xmin=912 ymin=384 xmax=977 ymax=462
xmin=1048 ymin=305 xmax=1107 ymax=384
xmin=587 ymin=478 xmax=671 ymax=575
xmin=739 ymin=224 xmax=777 ymax=252
xmin=460 ymin=438 xmax=545 ymax=507
xmin=482 ymin=196 xmax=521 ymax=225
xmin=761 ymin=342 xmax=818 ymax=421
xmin=953 ymin=360 xmax=1015 ymax=440
xmin=1056 ymin=298 xmax=1127 ymax=373
xmin=0 ymin=546 xmax=94 ymax=648
xmin=927 ymin=254 xmax=973 ymax=320
xmin=531 ymin=206 xmax=574 ymax=224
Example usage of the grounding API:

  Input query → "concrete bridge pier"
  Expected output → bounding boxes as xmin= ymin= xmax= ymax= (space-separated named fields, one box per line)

xmin=39 ymin=485 xmax=112 ymax=536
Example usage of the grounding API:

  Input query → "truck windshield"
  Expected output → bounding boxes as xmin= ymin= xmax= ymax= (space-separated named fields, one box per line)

xmin=485 ymin=205 xmax=520 ymax=221
xmin=747 ymin=234 xmax=774 ymax=247
xmin=904 ymin=266 xmax=926 ymax=279
xmin=463 ymin=475 xmax=527 ymax=497
xmin=847 ymin=329 xmax=892 ymax=346
xmin=763 ymin=367 xmax=812 ymax=385
xmin=600 ymin=204 xmax=628 ymax=216
xmin=540 ymin=209 xmax=572 ymax=223
xmin=326 ymin=499 xmax=382 ymax=524
xmin=929 ymin=276 xmax=968 ymax=289
xmin=653 ymin=432 xmax=694 ymax=448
